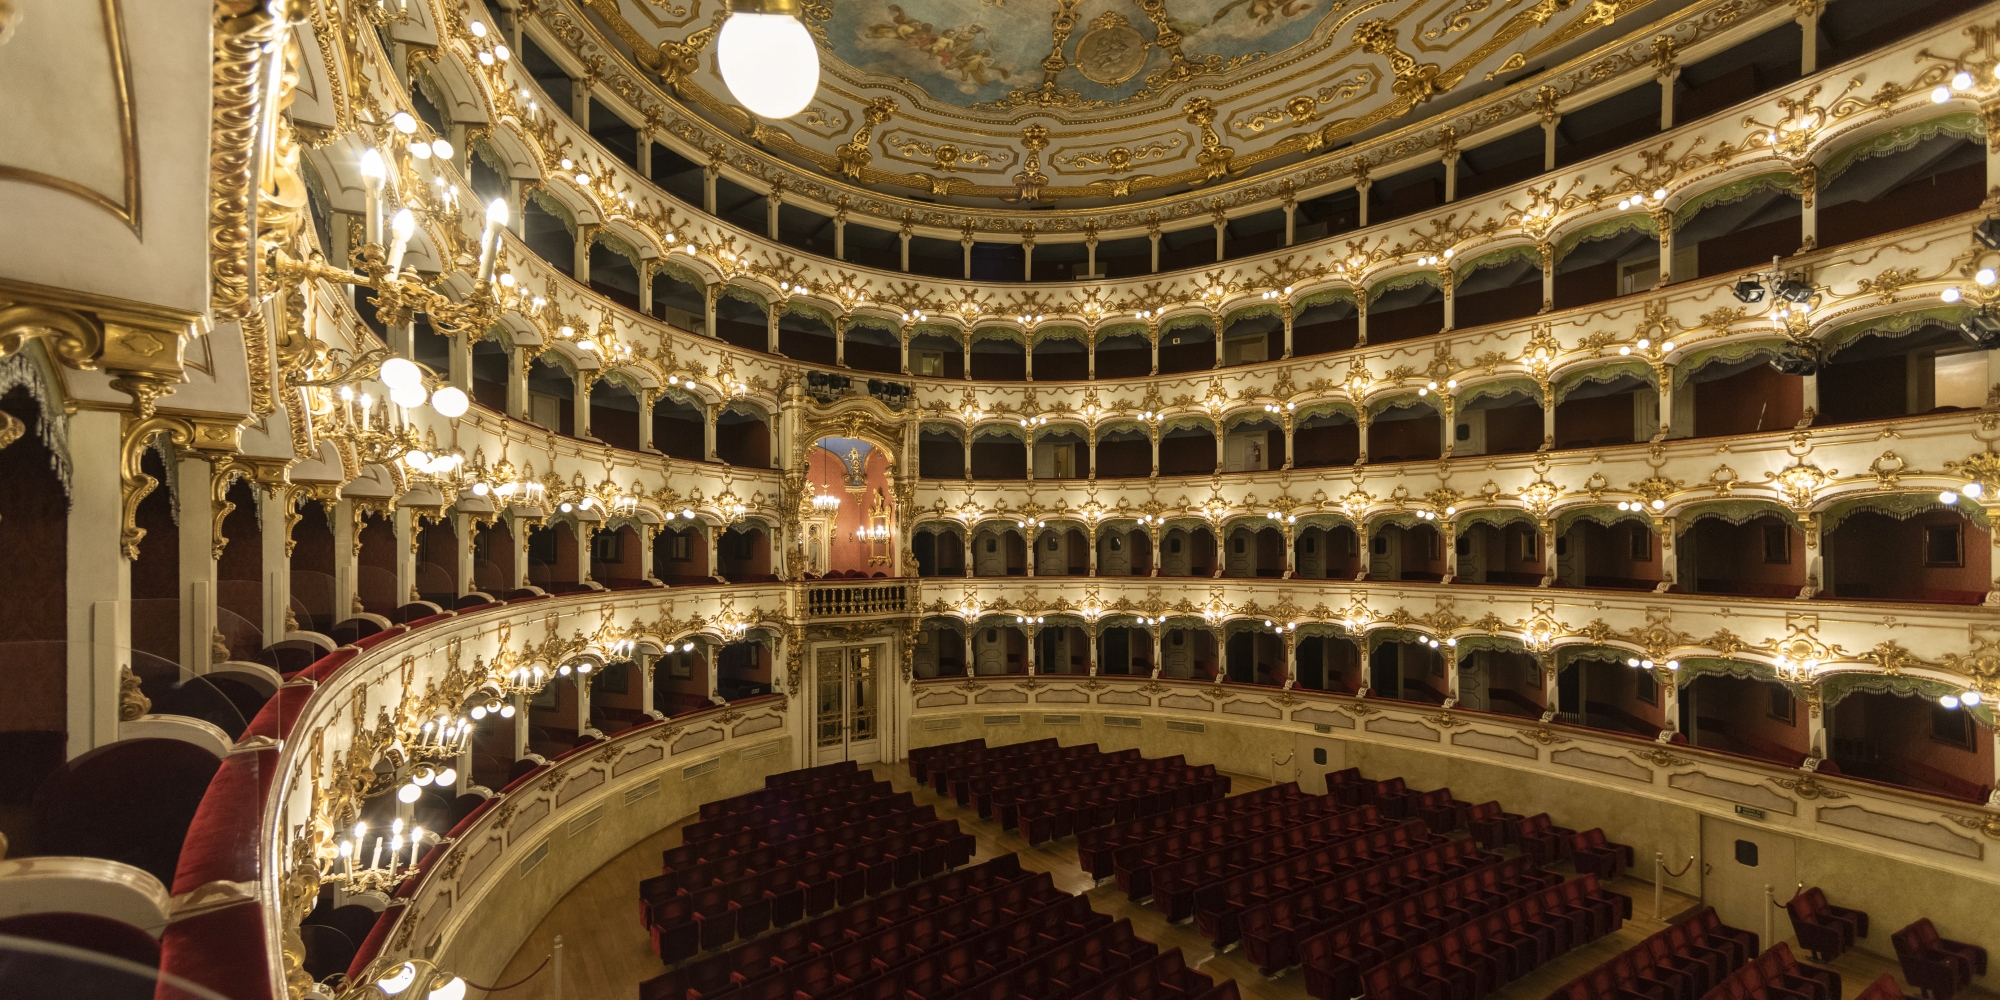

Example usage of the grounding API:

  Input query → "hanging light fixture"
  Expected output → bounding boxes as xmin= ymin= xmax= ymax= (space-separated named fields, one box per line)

xmin=717 ymin=0 xmax=819 ymax=120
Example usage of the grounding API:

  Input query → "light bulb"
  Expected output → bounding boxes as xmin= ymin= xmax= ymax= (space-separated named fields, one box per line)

xmin=1943 ymin=287 xmax=1963 ymax=303
xmin=437 ymin=767 xmax=458 ymax=785
xmin=1941 ymin=694 xmax=1961 ymax=709
xmin=430 ymin=386 xmax=469 ymax=417
xmin=391 ymin=208 xmax=416 ymax=243
xmin=1953 ymin=70 xmax=1973 ymax=90
xmin=487 ymin=197 xmax=510 ymax=227
xmin=469 ymin=704 xmax=486 ymax=720
xmin=390 ymin=383 xmax=428 ymax=408
xmin=393 ymin=111 xmax=418 ymax=133
xmin=379 ymin=963 xmax=418 ymax=996
xmin=412 ymin=768 xmax=434 ymax=787
xmin=398 ymin=783 xmax=422 ymax=803
xmin=380 ymin=357 xmax=423 ymax=391
xmin=471 ymin=482 xmax=489 ymax=496
xmin=717 ymin=10 xmax=819 ymax=119
xmin=1963 ymin=690 xmax=1984 ymax=707
xmin=359 ymin=147 xmax=386 ymax=180
xmin=432 ymin=139 xmax=455 ymax=160
xmin=469 ymin=19 xmax=487 ymax=36
xmin=500 ymin=704 xmax=516 ymax=718
xmin=428 ymin=977 xmax=468 ymax=1000
xmin=410 ymin=142 xmax=433 ymax=160
xmin=1965 ymin=482 xmax=1985 ymax=498
xmin=1933 ymin=85 xmax=1953 ymax=103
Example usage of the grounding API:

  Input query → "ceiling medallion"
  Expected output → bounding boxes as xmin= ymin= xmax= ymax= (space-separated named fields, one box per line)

xmin=1075 ymin=13 xmax=1148 ymax=87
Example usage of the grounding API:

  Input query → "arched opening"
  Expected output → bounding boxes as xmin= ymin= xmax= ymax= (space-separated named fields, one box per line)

xmin=1293 ymin=299 xmax=1358 ymax=357
xmin=917 ymin=427 xmax=964 ymax=479
xmin=971 ymin=623 xmax=1027 ymax=675
xmin=653 ymin=523 xmax=711 ymax=585
xmin=1552 ymin=219 xmax=1656 ymax=311
xmin=1158 ymin=423 xmax=1216 ymax=476
xmin=1821 ymin=130 xmax=1983 ymax=247
xmin=969 ymin=427 xmax=1025 ymax=480
xmin=290 ymin=497 xmax=338 ymax=631
xmin=1030 ymin=335 xmax=1087 ymax=381
xmin=588 ymin=378 xmax=642 ymax=451
xmin=1368 ymin=280 xmax=1444 ymax=346
xmin=1294 ymin=636 xmax=1363 ymax=693
xmin=716 ymin=640 xmax=774 ymax=701
xmin=1224 ymin=417 xmax=1281 ymax=472
xmin=1824 ymin=506 xmax=1989 ymax=605
xmin=1557 ymin=655 xmax=1669 ymax=738
xmin=1031 ymin=526 xmax=1088 ymax=576
xmin=778 ymin=310 xmax=838 ymax=366
xmin=1034 ymin=625 xmax=1089 ymax=674
xmin=969 ymin=528 xmax=1026 ymax=577
xmin=591 ymin=524 xmax=648 ymax=587
xmin=586 ymin=659 xmax=647 ymax=734
xmin=1032 ymin=427 xmax=1087 ymax=479
xmin=1818 ymin=324 xmax=1985 ymax=427
xmin=470 ymin=338 xmax=510 ymax=413
xmin=651 ymin=392 xmax=706 ymax=461
xmin=1157 ymin=320 xmax=1214 ymax=374
xmin=1221 ymin=313 xmax=1279 ymax=367
xmin=1094 ymin=427 xmax=1150 ymax=478
xmin=715 ymin=405 xmax=771 ymax=467
xmin=1678 ymin=182 xmax=1802 ymax=282
xmin=1221 ymin=526 xmax=1282 ymax=577
xmin=1828 ymin=690 xmax=1994 ymax=803
xmin=1553 ymin=373 xmax=1655 ymax=449
xmin=130 ymin=447 xmax=179 ymax=669
xmin=844 ymin=323 xmax=900 ymax=374
xmin=1094 ymin=331 xmax=1150 ymax=378
xmin=652 ymin=641 xmax=712 ymax=716
xmin=472 ymin=518 xmax=516 ymax=594
xmin=1293 ymin=411 xmax=1359 ymax=469
xmin=1454 ymin=519 xmax=1545 ymax=586
xmin=1681 ymin=672 xmax=1809 ymax=766
xmin=215 ymin=479 xmax=264 ymax=660
xmin=1369 ymin=641 xmax=1448 ymax=703
xmin=1293 ymin=524 xmax=1360 ymax=579
xmin=1555 ymin=517 xmax=1661 ymax=590
xmin=1368 ymin=522 xmax=1446 ymax=582
xmin=1368 ymin=401 xmax=1443 ymax=463
xmin=1684 ymin=352 xmax=1803 ymax=438
xmin=1460 ymin=648 xmax=1545 ymax=718
xmin=0 ymin=387 xmax=70 ymax=852
xmin=1096 ymin=527 xmax=1151 ymax=576
xmin=912 ymin=621 xmax=967 ymax=678
xmin=355 ymin=507 xmax=398 ymax=615
xmin=586 ymin=241 xmax=641 ymax=311
xmin=1096 ymin=626 xmax=1156 ymax=675
xmin=519 ymin=196 xmax=574 ymax=276
xmin=1160 ymin=628 xmax=1218 ymax=680
xmin=969 ymin=336 xmax=1025 ymax=381
xmin=527 ymin=521 xmax=583 ymax=592
xmin=1223 ymin=628 xmax=1287 ymax=685
xmin=413 ymin=516 xmax=459 ymax=606
xmin=717 ymin=525 xmax=773 ymax=581
xmin=649 ymin=267 xmax=706 ymax=330
xmin=714 ymin=295 xmax=768 ymax=354
xmin=1455 ymin=255 xmax=1544 ymax=329
xmin=525 ymin=354 xmax=575 ymax=436
xmin=1158 ymin=526 xmax=1216 ymax=577
xmin=912 ymin=527 xmax=965 ymax=577
xmin=1453 ymin=389 xmax=1544 ymax=457
xmin=908 ymin=332 xmax=964 ymax=379
xmin=1678 ymin=513 xmax=1806 ymax=598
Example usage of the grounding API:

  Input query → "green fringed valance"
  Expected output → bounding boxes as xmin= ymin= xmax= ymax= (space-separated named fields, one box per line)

xmin=719 ymin=283 xmax=768 ymax=311
xmin=1159 ymin=414 xmax=1217 ymax=435
xmin=1297 ymin=512 xmax=1358 ymax=532
xmin=1820 ymin=306 xmax=1968 ymax=358
xmin=1456 ymin=507 xmax=1538 ymax=532
xmin=1295 ymin=400 xmax=1360 ymax=423
xmin=1674 ymin=656 xmax=1787 ymax=691
xmin=918 ymin=420 xmax=964 ymax=437
xmin=1557 ymin=645 xmax=1641 ymax=671
xmin=1455 ymin=634 xmax=1528 ymax=657
xmin=654 ymin=258 xmax=707 ymax=292
xmin=654 ymin=384 xmax=705 ymax=410
xmin=1223 ymin=409 xmax=1282 ymax=432
xmin=1163 ymin=313 xmax=1216 ymax=335
xmin=1034 ymin=325 xmax=1088 ymax=343
xmin=1673 ymin=172 xmax=1798 ymax=230
xmin=1366 ymin=511 xmax=1426 ymax=533
xmin=783 ymin=300 xmax=837 ymax=328
xmin=970 ymin=424 xmax=1024 ymax=442
xmin=1367 ymin=393 xmax=1440 ymax=419
xmin=1820 ymin=491 xmax=1989 ymax=535
xmin=1673 ymin=337 xmax=1788 ymax=388
xmin=528 ymin=188 xmax=576 ymax=233
xmin=595 ymin=230 xmax=642 ymax=267
xmin=1554 ymin=504 xmax=1656 ymax=536
xmin=1455 ymin=244 xmax=1542 ymax=282
xmin=971 ymin=326 xmax=1023 ymax=344
xmin=1551 ymin=359 xmax=1654 ymax=404
xmin=1555 ymin=214 xmax=1654 ymax=263
xmin=847 ymin=314 xmax=900 ymax=335
xmin=1820 ymin=670 xmax=1997 ymax=726
xmin=1674 ymin=499 xmax=1794 ymax=528
xmin=1295 ymin=286 xmax=1358 ymax=312
xmin=1294 ymin=622 xmax=1354 ymax=640
xmin=1819 ymin=113 xmax=1983 ymax=188
xmin=1459 ymin=376 xmax=1544 ymax=407
xmin=1368 ymin=270 xmax=1442 ymax=304
xmin=1223 ymin=302 xmax=1282 ymax=329
xmin=911 ymin=322 xmax=962 ymax=341
xmin=1098 ymin=321 xmax=1150 ymax=340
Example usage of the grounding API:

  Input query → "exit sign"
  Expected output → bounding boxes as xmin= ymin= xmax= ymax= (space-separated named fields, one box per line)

xmin=1735 ymin=805 xmax=1766 ymax=821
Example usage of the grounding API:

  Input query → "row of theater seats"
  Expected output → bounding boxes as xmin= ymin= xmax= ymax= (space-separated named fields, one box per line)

xmin=642 ymin=761 xmax=978 ymax=963
xmin=1698 ymin=942 xmax=1842 ymax=1000
xmin=919 ymin=738 xmax=1232 ymax=846
xmin=1112 ymin=790 xmax=1362 ymax=898
xmin=644 ymin=757 xmax=1242 ymax=1000
xmin=1075 ymin=781 xmax=1304 ymax=880
xmin=1550 ymin=906 xmax=1762 ymax=1000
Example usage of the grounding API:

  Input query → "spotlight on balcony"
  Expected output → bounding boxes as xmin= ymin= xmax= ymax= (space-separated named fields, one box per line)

xmin=1774 ymin=278 xmax=1815 ymax=304
xmin=1958 ymin=307 xmax=2000 ymax=349
xmin=1976 ymin=217 xmax=2000 ymax=250
xmin=1731 ymin=277 xmax=1766 ymax=304
xmin=1767 ymin=342 xmax=1821 ymax=376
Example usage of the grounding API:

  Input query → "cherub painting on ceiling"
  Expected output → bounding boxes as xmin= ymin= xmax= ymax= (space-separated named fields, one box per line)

xmin=866 ymin=5 xmax=1014 ymax=93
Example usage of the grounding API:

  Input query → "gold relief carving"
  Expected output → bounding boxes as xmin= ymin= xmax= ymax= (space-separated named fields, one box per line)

xmin=118 ymin=665 xmax=150 ymax=720
xmin=1075 ymin=12 xmax=1149 ymax=87
xmin=1520 ymin=726 xmax=1570 ymax=746
xmin=1772 ymin=773 xmax=1847 ymax=800
xmin=1052 ymin=134 xmax=1187 ymax=175
xmin=836 ymin=98 xmax=895 ymax=181
xmin=882 ymin=131 xmax=1012 ymax=174
xmin=1943 ymin=813 xmax=2000 ymax=841
xmin=1632 ymin=747 xmax=1694 ymax=768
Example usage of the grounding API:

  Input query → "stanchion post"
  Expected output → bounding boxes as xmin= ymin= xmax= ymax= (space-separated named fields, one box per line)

xmin=554 ymin=934 xmax=565 ymax=1000
xmin=1763 ymin=885 xmax=1774 ymax=950
xmin=1654 ymin=852 xmax=1664 ymax=920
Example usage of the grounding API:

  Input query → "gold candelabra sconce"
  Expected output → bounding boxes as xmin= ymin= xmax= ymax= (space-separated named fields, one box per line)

xmin=861 ymin=489 xmax=892 ymax=566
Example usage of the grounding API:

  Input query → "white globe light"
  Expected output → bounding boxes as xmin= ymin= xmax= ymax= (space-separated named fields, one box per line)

xmin=390 ymin=383 xmax=428 ymax=408
xmin=398 ymin=783 xmax=422 ymax=803
xmin=379 ymin=357 xmax=423 ymax=391
xmin=437 ymin=767 xmax=458 ymax=786
xmin=430 ymin=386 xmax=470 ymax=418
xmin=717 ymin=10 xmax=819 ymax=119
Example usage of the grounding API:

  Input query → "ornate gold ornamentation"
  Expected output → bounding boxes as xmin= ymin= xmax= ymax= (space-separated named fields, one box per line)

xmin=1771 ymin=773 xmax=1848 ymax=800
xmin=836 ymin=98 xmax=895 ymax=180
xmin=1075 ymin=12 xmax=1149 ymax=87
xmin=1519 ymin=726 xmax=1569 ymax=746
xmin=118 ymin=665 xmax=150 ymax=721
xmin=1631 ymin=747 xmax=1693 ymax=768
xmin=1943 ymin=812 xmax=2000 ymax=841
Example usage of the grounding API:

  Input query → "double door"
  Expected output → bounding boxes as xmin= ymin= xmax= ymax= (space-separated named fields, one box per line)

xmin=815 ymin=646 xmax=880 ymax=764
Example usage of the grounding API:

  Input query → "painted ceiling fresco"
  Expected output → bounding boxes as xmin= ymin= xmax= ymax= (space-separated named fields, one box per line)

xmin=821 ymin=0 xmax=1328 ymax=109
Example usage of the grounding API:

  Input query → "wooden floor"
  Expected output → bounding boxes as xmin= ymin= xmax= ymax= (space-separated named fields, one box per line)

xmin=494 ymin=763 xmax=1975 ymax=1000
